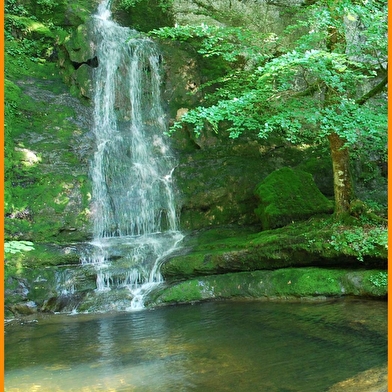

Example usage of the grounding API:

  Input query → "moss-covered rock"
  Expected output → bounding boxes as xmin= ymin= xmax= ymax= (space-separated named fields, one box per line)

xmin=18 ymin=0 xmax=97 ymax=27
xmin=172 ymin=139 xmax=335 ymax=231
xmin=159 ymin=40 xmax=203 ymax=125
xmin=63 ymin=23 xmax=95 ymax=64
xmin=5 ymin=242 xmax=82 ymax=268
xmin=149 ymin=267 xmax=388 ymax=306
xmin=111 ymin=0 xmax=175 ymax=32
xmin=161 ymin=220 xmax=387 ymax=280
xmin=5 ymin=49 xmax=93 ymax=242
xmin=254 ymin=167 xmax=334 ymax=230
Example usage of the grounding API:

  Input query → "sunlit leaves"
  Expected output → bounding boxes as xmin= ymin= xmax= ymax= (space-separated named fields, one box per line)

xmin=152 ymin=0 xmax=386 ymax=162
xmin=172 ymin=90 xmax=265 ymax=138
xmin=120 ymin=0 xmax=174 ymax=12
xmin=288 ymin=0 xmax=387 ymax=66
xmin=255 ymin=48 xmax=367 ymax=96
xmin=4 ymin=240 xmax=35 ymax=254
xmin=151 ymin=24 xmax=274 ymax=63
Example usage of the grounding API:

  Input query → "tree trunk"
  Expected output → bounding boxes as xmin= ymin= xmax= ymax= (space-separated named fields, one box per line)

xmin=328 ymin=132 xmax=353 ymax=217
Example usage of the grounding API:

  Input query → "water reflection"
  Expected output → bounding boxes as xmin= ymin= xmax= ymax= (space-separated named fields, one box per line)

xmin=5 ymin=299 xmax=387 ymax=391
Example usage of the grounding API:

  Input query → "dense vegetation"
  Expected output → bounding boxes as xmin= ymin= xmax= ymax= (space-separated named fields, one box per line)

xmin=151 ymin=0 xmax=387 ymax=218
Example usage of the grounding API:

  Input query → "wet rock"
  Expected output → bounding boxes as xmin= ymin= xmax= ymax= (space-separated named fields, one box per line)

xmin=5 ymin=259 xmax=97 ymax=316
xmin=74 ymin=63 xmax=94 ymax=99
xmin=327 ymin=366 xmax=387 ymax=392
xmin=41 ymin=293 xmax=88 ymax=313
xmin=8 ymin=301 xmax=38 ymax=316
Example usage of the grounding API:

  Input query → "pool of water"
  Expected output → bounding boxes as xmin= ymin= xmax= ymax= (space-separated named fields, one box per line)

xmin=5 ymin=298 xmax=387 ymax=391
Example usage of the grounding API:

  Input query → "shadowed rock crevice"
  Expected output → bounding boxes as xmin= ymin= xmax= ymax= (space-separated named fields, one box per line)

xmin=71 ymin=56 xmax=99 ymax=70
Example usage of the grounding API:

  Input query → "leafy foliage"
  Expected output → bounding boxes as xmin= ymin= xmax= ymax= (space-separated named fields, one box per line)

xmin=368 ymin=271 xmax=388 ymax=288
xmin=4 ymin=0 xmax=66 ymax=65
xmin=5 ymin=240 xmax=35 ymax=254
xmin=151 ymin=0 xmax=387 ymax=216
xmin=5 ymin=0 xmax=29 ymax=16
xmin=329 ymin=226 xmax=387 ymax=261
xmin=152 ymin=24 xmax=275 ymax=63
xmin=151 ymin=1 xmax=387 ymax=145
xmin=36 ymin=0 xmax=59 ymax=14
xmin=119 ymin=0 xmax=174 ymax=12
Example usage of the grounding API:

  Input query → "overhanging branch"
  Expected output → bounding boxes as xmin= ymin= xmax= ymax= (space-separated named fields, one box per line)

xmin=356 ymin=73 xmax=388 ymax=106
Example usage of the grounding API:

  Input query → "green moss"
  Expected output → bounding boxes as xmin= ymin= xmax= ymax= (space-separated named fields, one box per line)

xmin=254 ymin=167 xmax=334 ymax=229
xmin=15 ymin=0 xmax=94 ymax=26
xmin=6 ymin=14 xmax=55 ymax=37
xmin=151 ymin=280 xmax=206 ymax=304
xmin=6 ymin=173 xmax=91 ymax=242
xmin=64 ymin=2 xmax=93 ymax=25
xmin=5 ymin=243 xmax=80 ymax=273
xmin=151 ymin=267 xmax=387 ymax=305
xmin=112 ymin=0 xmax=175 ymax=32
xmin=5 ymin=79 xmax=91 ymax=240
xmin=162 ymin=218 xmax=387 ymax=280
xmin=64 ymin=24 xmax=94 ymax=63
xmin=341 ymin=270 xmax=388 ymax=297
xmin=269 ymin=268 xmax=343 ymax=296
xmin=174 ymin=141 xmax=336 ymax=231
xmin=5 ymin=23 xmax=92 ymax=242
xmin=5 ymin=78 xmax=22 ymax=102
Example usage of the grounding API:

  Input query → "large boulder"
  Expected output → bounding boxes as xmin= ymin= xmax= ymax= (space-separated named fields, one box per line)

xmin=254 ymin=167 xmax=334 ymax=230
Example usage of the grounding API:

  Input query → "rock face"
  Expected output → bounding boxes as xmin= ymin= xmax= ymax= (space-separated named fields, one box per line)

xmin=5 ymin=74 xmax=93 ymax=243
xmin=56 ymin=2 xmax=338 ymax=234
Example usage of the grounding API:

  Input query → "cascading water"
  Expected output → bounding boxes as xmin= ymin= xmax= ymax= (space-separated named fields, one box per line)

xmin=81 ymin=1 xmax=183 ymax=310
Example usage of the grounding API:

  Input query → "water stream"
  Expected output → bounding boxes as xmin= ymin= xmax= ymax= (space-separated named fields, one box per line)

xmin=80 ymin=1 xmax=183 ymax=309
xmin=5 ymin=299 xmax=387 ymax=391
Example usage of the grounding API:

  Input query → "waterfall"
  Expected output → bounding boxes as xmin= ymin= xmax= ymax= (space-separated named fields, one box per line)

xmin=81 ymin=1 xmax=183 ymax=310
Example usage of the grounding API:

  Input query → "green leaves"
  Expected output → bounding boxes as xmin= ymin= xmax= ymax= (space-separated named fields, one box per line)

xmin=368 ymin=271 xmax=388 ymax=288
xmin=329 ymin=226 xmax=387 ymax=261
xmin=120 ymin=0 xmax=173 ymax=12
xmin=151 ymin=24 xmax=272 ymax=63
xmin=172 ymin=89 xmax=266 ymax=138
xmin=152 ymin=0 xmax=387 ymax=168
xmin=5 ymin=240 xmax=35 ymax=254
xmin=257 ymin=48 xmax=367 ymax=96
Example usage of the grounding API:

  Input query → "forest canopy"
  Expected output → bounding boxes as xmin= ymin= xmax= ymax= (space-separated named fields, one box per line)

xmin=151 ymin=0 xmax=387 ymax=217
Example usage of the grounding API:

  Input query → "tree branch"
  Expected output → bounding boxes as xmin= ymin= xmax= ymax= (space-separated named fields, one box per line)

xmin=264 ymin=0 xmax=304 ymax=6
xmin=291 ymin=83 xmax=320 ymax=97
xmin=356 ymin=73 xmax=388 ymax=106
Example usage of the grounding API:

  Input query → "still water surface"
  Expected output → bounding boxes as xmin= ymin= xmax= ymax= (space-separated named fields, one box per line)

xmin=5 ymin=299 xmax=387 ymax=391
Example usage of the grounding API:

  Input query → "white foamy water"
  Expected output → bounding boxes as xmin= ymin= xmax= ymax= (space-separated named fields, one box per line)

xmin=81 ymin=1 xmax=183 ymax=309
